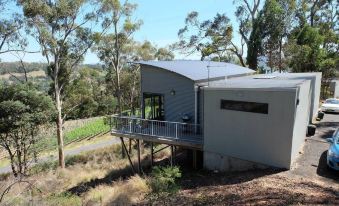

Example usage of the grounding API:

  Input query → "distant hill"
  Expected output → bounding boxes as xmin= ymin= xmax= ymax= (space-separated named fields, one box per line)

xmin=0 ymin=62 xmax=104 ymax=75
xmin=0 ymin=62 xmax=47 ymax=75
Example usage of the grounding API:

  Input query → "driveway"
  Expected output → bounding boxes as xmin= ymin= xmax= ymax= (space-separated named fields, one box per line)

xmin=288 ymin=113 xmax=339 ymax=183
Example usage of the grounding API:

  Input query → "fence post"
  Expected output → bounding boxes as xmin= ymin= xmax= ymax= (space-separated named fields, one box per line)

xmin=175 ymin=124 xmax=178 ymax=139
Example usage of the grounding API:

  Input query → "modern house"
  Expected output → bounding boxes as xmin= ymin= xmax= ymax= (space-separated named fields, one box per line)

xmin=111 ymin=60 xmax=321 ymax=171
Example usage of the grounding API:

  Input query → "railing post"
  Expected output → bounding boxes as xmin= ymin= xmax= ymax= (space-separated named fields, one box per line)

xmin=175 ymin=123 xmax=178 ymax=139
xmin=151 ymin=121 xmax=154 ymax=136
xmin=129 ymin=120 xmax=132 ymax=133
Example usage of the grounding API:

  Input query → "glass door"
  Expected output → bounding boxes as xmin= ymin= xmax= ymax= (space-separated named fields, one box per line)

xmin=143 ymin=93 xmax=164 ymax=120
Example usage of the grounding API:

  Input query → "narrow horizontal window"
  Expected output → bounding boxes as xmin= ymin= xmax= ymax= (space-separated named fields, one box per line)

xmin=220 ymin=100 xmax=269 ymax=114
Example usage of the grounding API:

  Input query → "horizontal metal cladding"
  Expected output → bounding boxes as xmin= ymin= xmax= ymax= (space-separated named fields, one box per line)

xmin=141 ymin=65 xmax=195 ymax=123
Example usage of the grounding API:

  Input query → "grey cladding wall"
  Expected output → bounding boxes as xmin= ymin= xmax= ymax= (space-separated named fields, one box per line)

xmin=141 ymin=65 xmax=195 ymax=122
xmin=203 ymin=88 xmax=298 ymax=168
xmin=290 ymin=81 xmax=311 ymax=163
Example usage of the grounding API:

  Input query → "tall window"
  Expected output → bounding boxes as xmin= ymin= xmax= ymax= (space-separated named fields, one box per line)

xmin=220 ymin=100 xmax=269 ymax=114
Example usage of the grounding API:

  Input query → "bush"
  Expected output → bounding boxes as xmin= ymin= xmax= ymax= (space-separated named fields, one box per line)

xmin=65 ymin=154 xmax=89 ymax=166
xmin=148 ymin=166 xmax=181 ymax=195
xmin=29 ymin=159 xmax=58 ymax=174
xmin=46 ymin=192 xmax=82 ymax=206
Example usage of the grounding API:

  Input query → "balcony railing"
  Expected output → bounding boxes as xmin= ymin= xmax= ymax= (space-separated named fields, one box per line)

xmin=109 ymin=115 xmax=203 ymax=144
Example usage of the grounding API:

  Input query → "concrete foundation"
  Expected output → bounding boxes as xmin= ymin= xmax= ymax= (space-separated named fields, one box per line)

xmin=204 ymin=151 xmax=269 ymax=172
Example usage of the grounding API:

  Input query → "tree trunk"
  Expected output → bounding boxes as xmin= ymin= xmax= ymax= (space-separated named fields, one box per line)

xmin=269 ymin=49 xmax=273 ymax=73
xmin=7 ymin=148 xmax=17 ymax=177
xmin=55 ymin=88 xmax=65 ymax=168
xmin=279 ymin=38 xmax=283 ymax=73
xmin=237 ymin=54 xmax=246 ymax=67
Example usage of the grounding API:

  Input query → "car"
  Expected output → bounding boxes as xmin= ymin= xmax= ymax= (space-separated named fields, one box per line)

xmin=321 ymin=98 xmax=339 ymax=113
xmin=326 ymin=129 xmax=339 ymax=170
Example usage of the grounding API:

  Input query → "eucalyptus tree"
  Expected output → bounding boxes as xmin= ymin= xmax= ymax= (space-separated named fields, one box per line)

xmin=261 ymin=0 xmax=296 ymax=72
xmin=155 ymin=47 xmax=175 ymax=61
xmin=235 ymin=0 xmax=262 ymax=69
xmin=174 ymin=12 xmax=245 ymax=66
xmin=19 ymin=0 xmax=107 ymax=168
xmin=0 ymin=0 xmax=26 ymax=55
xmin=94 ymin=0 xmax=142 ymax=115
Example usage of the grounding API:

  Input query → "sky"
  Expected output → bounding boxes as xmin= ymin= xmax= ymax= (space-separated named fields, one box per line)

xmin=0 ymin=0 xmax=242 ymax=64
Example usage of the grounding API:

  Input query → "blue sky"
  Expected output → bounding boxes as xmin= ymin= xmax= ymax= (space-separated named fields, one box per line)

xmin=0 ymin=0 xmax=242 ymax=64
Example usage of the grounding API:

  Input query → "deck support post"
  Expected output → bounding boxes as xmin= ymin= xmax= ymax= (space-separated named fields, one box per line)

xmin=121 ymin=133 xmax=126 ymax=158
xmin=170 ymin=145 xmax=174 ymax=166
xmin=193 ymin=149 xmax=197 ymax=169
xmin=137 ymin=139 xmax=142 ymax=174
xmin=128 ymin=139 xmax=132 ymax=154
xmin=151 ymin=142 xmax=154 ymax=167
xmin=173 ymin=146 xmax=177 ymax=165
xmin=120 ymin=137 xmax=135 ymax=173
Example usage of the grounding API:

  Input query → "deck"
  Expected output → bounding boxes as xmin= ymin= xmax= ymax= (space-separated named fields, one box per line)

xmin=109 ymin=116 xmax=203 ymax=149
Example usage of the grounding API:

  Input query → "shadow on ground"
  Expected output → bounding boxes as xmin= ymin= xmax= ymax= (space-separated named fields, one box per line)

xmin=316 ymin=151 xmax=339 ymax=181
xmin=179 ymin=168 xmax=283 ymax=190
xmin=317 ymin=129 xmax=336 ymax=139
xmin=156 ymin=182 xmax=339 ymax=205
xmin=67 ymin=156 xmax=153 ymax=196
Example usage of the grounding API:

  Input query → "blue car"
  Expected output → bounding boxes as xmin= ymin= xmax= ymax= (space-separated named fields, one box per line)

xmin=326 ymin=129 xmax=339 ymax=170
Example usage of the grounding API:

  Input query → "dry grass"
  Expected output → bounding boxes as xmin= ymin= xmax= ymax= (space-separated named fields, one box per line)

xmin=0 ymin=143 xmax=151 ymax=206
xmin=83 ymin=175 xmax=150 ymax=205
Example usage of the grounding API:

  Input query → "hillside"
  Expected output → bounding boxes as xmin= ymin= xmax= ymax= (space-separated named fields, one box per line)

xmin=0 ymin=62 xmax=103 ymax=75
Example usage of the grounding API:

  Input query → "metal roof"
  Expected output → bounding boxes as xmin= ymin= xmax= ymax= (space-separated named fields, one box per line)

xmin=203 ymin=73 xmax=318 ymax=89
xmin=135 ymin=60 xmax=255 ymax=81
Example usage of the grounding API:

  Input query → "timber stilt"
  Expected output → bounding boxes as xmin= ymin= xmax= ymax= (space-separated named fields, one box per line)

xmin=120 ymin=137 xmax=135 ymax=173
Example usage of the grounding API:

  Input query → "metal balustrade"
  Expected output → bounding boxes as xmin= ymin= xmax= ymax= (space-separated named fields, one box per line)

xmin=109 ymin=115 xmax=203 ymax=144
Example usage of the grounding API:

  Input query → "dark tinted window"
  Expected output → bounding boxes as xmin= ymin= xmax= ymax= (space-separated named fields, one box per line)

xmin=220 ymin=100 xmax=268 ymax=114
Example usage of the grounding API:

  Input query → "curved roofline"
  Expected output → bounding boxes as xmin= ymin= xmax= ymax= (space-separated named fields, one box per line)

xmin=134 ymin=60 xmax=255 ymax=82
xmin=138 ymin=63 xmax=195 ymax=82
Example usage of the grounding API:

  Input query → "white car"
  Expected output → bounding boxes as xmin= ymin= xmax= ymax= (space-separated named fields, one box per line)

xmin=321 ymin=98 xmax=339 ymax=113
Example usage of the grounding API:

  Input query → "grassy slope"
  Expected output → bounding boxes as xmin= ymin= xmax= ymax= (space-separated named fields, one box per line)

xmin=0 ymin=143 xmax=151 ymax=206
xmin=0 ymin=144 xmax=338 ymax=206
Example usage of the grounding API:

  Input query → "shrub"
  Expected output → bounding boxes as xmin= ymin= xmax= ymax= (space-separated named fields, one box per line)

xmin=65 ymin=154 xmax=89 ymax=166
xmin=148 ymin=166 xmax=181 ymax=195
xmin=29 ymin=159 xmax=58 ymax=175
xmin=46 ymin=192 xmax=82 ymax=206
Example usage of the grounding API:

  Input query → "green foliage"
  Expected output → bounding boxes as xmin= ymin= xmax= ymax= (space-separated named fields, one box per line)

xmin=174 ymin=12 xmax=242 ymax=64
xmin=64 ymin=154 xmax=89 ymax=166
xmin=0 ymin=83 xmax=54 ymax=176
xmin=63 ymin=67 xmax=117 ymax=119
xmin=29 ymin=159 xmax=58 ymax=175
xmin=247 ymin=13 xmax=264 ymax=70
xmin=46 ymin=192 xmax=82 ymax=206
xmin=148 ymin=166 xmax=182 ymax=195
xmin=287 ymin=25 xmax=325 ymax=72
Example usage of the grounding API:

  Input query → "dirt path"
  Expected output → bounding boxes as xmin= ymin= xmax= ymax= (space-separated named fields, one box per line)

xmin=0 ymin=136 xmax=120 ymax=174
